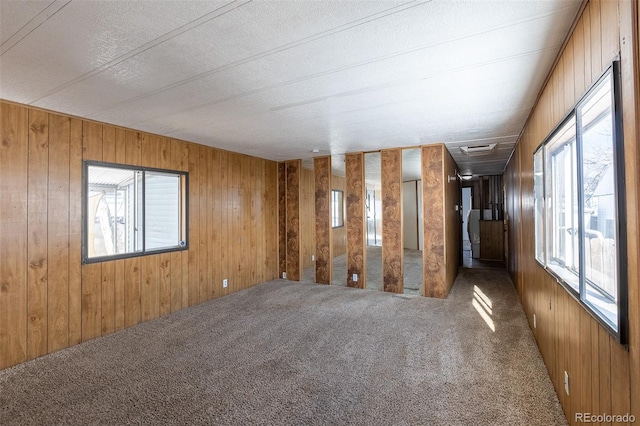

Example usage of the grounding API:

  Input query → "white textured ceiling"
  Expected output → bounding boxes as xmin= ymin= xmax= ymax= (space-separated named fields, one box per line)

xmin=0 ymin=0 xmax=581 ymax=175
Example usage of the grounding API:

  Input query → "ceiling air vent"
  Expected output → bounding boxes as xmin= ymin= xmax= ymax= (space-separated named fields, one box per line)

xmin=460 ymin=143 xmax=497 ymax=157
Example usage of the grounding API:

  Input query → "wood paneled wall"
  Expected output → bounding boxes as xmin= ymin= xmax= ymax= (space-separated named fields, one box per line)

xmin=345 ymin=153 xmax=366 ymax=289
xmin=418 ymin=144 xmax=460 ymax=298
xmin=332 ymin=174 xmax=347 ymax=257
xmin=443 ymin=147 xmax=461 ymax=291
xmin=381 ymin=149 xmax=403 ymax=293
xmin=0 ymin=101 xmax=279 ymax=370
xmin=285 ymin=160 xmax=301 ymax=281
xmin=422 ymin=145 xmax=446 ymax=298
xmin=314 ymin=157 xmax=332 ymax=284
xmin=300 ymin=167 xmax=315 ymax=270
xmin=503 ymin=1 xmax=639 ymax=423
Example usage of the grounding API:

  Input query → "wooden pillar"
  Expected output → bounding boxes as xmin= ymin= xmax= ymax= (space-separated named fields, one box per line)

xmin=285 ymin=160 xmax=301 ymax=281
xmin=345 ymin=153 xmax=366 ymax=288
xmin=277 ymin=163 xmax=286 ymax=278
xmin=314 ymin=157 xmax=332 ymax=284
xmin=422 ymin=145 xmax=446 ymax=298
xmin=381 ymin=149 xmax=403 ymax=293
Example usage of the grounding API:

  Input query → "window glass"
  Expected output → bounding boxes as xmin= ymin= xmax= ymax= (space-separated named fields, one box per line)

xmin=578 ymin=73 xmax=618 ymax=328
xmin=545 ymin=117 xmax=579 ymax=292
xmin=145 ymin=171 xmax=182 ymax=251
xmin=85 ymin=163 xmax=187 ymax=262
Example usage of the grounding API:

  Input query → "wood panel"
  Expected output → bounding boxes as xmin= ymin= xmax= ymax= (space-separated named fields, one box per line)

xmin=0 ymin=103 xmax=28 ymax=369
xmin=345 ymin=153 xmax=366 ymax=289
xmin=47 ymin=114 xmax=70 ymax=352
xmin=27 ymin=109 xmax=49 ymax=359
xmin=314 ymin=157 xmax=332 ymax=284
xmin=622 ymin=0 xmax=640 ymax=417
xmin=68 ymin=117 xmax=82 ymax=346
xmin=421 ymin=145 xmax=446 ymax=298
xmin=381 ymin=149 xmax=403 ymax=293
xmin=479 ymin=221 xmax=504 ymax=261
xmin=0 ymin=100 xmax=280 ymax=370
xmin=503 ymin=2 xmax=639 ymax=425
xmin=285 ymin=160 xmax=301 ymax=281
xmin=443 ymin=147 xmax=461 ymax=290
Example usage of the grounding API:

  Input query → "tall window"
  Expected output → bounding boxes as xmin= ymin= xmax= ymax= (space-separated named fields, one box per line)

xmin=84 ymin=162 xmax=188 ymax=263
xmin=332 ymin=190 xmax=344 ymax=228
xmin=533 ymin=63 xmax=627 ymax=342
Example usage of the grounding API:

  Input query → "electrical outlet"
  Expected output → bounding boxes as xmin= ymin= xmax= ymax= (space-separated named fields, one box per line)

xmin=352 ymin=274 xmax=358 ymax=282
xmin=282 ymin=272 xmax=287 ymax=279
xmin=564 ymin=371 xmax=570 ymax=396
xmin=312 ymin=255 xmax=315 ymax=261
xmin=533 ymin=313 xmax=536 ymax=329
xmin=223 ymin=279 xmax=228 ymax=288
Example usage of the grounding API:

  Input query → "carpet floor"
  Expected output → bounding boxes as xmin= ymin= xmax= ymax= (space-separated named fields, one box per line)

xmin=0 ymin=268 xmax=566 ymax=425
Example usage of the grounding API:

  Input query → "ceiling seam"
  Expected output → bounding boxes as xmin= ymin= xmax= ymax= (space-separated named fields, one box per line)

xmin=86 ymin=2 xmax=574 ymax=122
xmin=0 ymin=0 xmax=71 ymax=55
xmin=269 ymin=45 xmax=560 ymax=113
xmin=26 ymin=0 xmax=254 ymax=104
xmin=135 ymin=44 xmax=558 ymax=132
xmin=117 ymin=7 xmax=578 ymax=129
xmin=82 ymin=0 xmax=429 ymax=119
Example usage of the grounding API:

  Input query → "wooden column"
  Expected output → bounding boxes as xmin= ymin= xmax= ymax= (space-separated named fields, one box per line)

xmin=345 ymin=153 xmax=366 ymax=288
xmin=285 ymin=160 xmax=301 ymax=281
xmin=381 ymin=149 xmax=403 ymax=293
xmin=314 ymin=157 xmax=332 ymax=284
xmin=422 ymin=145 xmax=446 ymax=298
xmin=277 ymin=163 xmax=286 ymax=278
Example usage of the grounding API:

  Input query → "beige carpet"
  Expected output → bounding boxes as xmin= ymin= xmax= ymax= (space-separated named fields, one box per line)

xmin=0 ymin=268 xmax=566 ymax=425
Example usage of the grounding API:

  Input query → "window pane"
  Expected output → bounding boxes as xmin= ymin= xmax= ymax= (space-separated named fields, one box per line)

xmin=534 ymin=148 xmax=544 ymax=264
xmin=86 ymin=163 xmax=186 ymax=262
xmin=87 ymin=166 xmax=137 ymax=258
xmin=579 ymin=73 xmax=618 ymax=329
xmin=545 ymin=117 xmax=579 ymax=291
xmin=145 ymin=171 xmax=181 ymax=251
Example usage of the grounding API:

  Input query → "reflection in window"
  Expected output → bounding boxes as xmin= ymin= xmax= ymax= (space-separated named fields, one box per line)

xmin=84 ymin=162 xmax=188 ymax=263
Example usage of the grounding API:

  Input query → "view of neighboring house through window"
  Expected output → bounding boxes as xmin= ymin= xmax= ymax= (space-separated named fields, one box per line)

xmin=84 ymin=162 xmax=187 ymax=263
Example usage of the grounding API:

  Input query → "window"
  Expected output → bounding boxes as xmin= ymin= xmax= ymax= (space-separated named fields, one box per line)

xmin=533 ymin=62 xmax=627 ymax=342
xmin=84 ymin=162 xmax=188 ymax=263
xmin=546 ymin=116 xmax=579 ymax=292
xmin=332 ymin=190 xmax=344 ymax=228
